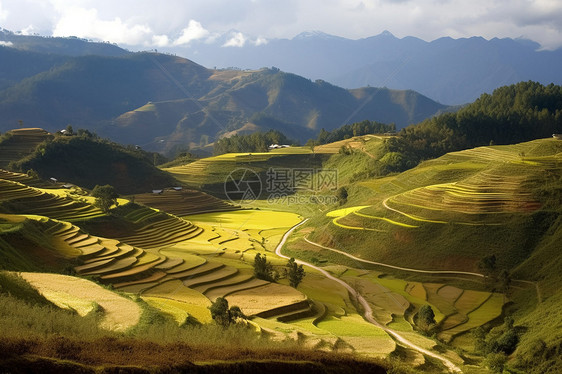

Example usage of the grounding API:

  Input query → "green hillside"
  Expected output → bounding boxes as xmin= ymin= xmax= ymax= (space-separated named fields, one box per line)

xmin=0 ymin=49 xmax=448 ymax=153
xmin=294 ymin=138 xmax=562 ymax=373
xmin=311 ymin=139 xmax=561 ymax=270
xmin=7 ymin=133 xmax=177 ymax=194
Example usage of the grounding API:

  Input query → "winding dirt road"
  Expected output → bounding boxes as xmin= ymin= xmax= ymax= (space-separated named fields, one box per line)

xmin=275 ymin=219 xmax=463 ymax=373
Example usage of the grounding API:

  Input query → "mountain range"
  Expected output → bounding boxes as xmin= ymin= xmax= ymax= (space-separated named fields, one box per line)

xmin=163 ymin=30 xmax=562 ymax=105
xmin=0 ymin=29 xmax=447 ymax=154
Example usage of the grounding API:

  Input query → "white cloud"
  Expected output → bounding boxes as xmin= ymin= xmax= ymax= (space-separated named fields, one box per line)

xmin=151 ymin=34 xmax=169 ymax=47
xmin=0 ymin=40 xmax=14 ymax=46
xmin=173 ymin=20 xmax=209 ymax=46
xmin=253 ymin=36 xmax=268 ymax=46
xmin=52 ymin=6 xmax=152 ymax=45
xmin=223 ymin=32 xmax=246 ymax=47
xmin=0 ymin=0 xmax=561 ymax=50
xmin=20 ymin=24 xmax=35 ymax=35
xmin=0 ymin=1 xmax=8 ymax=22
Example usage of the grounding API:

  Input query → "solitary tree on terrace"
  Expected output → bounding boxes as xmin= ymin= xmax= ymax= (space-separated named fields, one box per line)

xmin=416 ymin=304 xmax=436 ymax=333
xmin=253 ymin=253 xmax=278 ymax=282
xmin=209 ymin=297 xmax=246 ymax=327
xmin=91 ymin=184 xmax=119 ymax=214
xmin=286 ymin=257 xmax=305 ymax=288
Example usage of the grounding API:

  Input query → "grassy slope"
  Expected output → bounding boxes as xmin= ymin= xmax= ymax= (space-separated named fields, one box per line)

xmin=307 ymin=138 xmax=562 ymax=373
xmin=165 ymin=149 xmax=332 ymax=198
xmin=11 ymin=135 xmax=178 ymax=194
xmin=312 ymin=139 xmax=561 ymax=271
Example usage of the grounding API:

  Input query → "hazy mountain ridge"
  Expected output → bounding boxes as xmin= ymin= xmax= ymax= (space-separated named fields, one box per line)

xmin=0 ymin=40 xmax=447 ymax=153
xmin=169 ymin=31 xmax=562 ymax=105
xmin=0 ymin=28 xmax=130 ymax=57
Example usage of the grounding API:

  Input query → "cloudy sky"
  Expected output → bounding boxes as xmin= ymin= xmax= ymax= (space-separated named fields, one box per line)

xmin=1 ymin=0 xmax=561 ymax=50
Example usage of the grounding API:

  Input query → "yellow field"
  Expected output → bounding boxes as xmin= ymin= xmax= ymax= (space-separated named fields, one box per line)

xmin=20 ymin=272 xmax=141 ymax=331
xmin=184 ymin=210 xmax=302 ymax=230
xmin=225 ymin=282 xmax=307 ymax=316
xmin=326 ymin=206 xmax=370 ymax=218
xmin=141 ymin=279 xmax=212 ymax=323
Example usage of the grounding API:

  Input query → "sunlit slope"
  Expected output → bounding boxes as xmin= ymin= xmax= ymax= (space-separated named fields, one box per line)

xmin=317 ymin=138 xmax=562 ymax=272
xmin=133 ymin=188 xmax=238 ymax=215
xmin=164 ymin=135 xmax=389 ymax=198
xmin=164 ymin=149 xmax=331 ymax=196
xmin=19 ymin=272 xmax=141 ymax=332
xmin=0 ymin=174 xmax=312 ymax=324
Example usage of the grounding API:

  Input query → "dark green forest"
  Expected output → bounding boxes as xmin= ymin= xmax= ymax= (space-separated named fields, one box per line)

xmin=311 ymin=120 xmax=396 ymax=145
xmin=213 ymin=130 xmax=295 ymax=154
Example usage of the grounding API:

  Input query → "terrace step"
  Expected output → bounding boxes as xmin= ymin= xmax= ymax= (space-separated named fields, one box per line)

xmin=195 ymin=272 xmax=254 ymax=294
xmin=79 ymin=257 xmax=138 ymax=276
xmin=182 ymin=267 xmax=238 ymax=288
xmin=205 ymin=278 xmax=269 ymax=301
xmin=163 ymin=262 xmax=224 ymax=282
xmin=77 ymin=244 xmax=106 ymax=258
xmin=82 ymin=244 xmax=135 ymax=264
xmin=67 ymin=235 xmax=98 ymax=247
xmin=275 ymin=302 xmax=316 ymax=323
xmin=165 ymin=259 xmax=207 ymax=274
xmin=255 ymin=300 xmax=311 ymax=319
xmin=154 ymin=257 xmax=184 ymax=271
xmin=74 ymin=258 xmax=115 ymax=274
xmin=100 ymin=256 xmax=167 ymax=282
xmin=112 ymin=271 xmax=168 ymax=289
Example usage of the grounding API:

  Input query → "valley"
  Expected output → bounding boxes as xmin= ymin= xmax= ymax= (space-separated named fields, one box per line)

xmin=2 ymin=117 xmax=561 ymax=373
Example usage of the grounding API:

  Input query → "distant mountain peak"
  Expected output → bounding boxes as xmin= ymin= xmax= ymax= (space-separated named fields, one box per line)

xmin=379 ymin=30 xmax=396 ymax=38
xmin=293 ymin=31 xmax=340 ymax=40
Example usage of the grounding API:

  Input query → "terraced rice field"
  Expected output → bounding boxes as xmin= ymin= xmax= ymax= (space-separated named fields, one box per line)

xmin=110 ymin=205 xmax=204 ymax=250
xmin=20 ymin=272 xmax=141 ymax=332
xmin=164 ymin=150 xmax=329 ymax=192
xmin=0 ymin=169 xmax=44 ymax=187
xmin=0 ymin=179 xmax=104 ymax=221
xmin=133 ymin=189 xmax=239 ymax=216
xmin=164 ymin=153 xmax=277 ymax=187
xmin=18 ymin=207 xmax=312 ymax=324
xmin=0 ymin=128 xmax=52 ymax=168
xmin=314 ymin=135 xmax=387 ymax=155
xmin=336 ymin=270 xmax=506 ymax=347
xmin=330 ymin=139 xmax=561 ymax=231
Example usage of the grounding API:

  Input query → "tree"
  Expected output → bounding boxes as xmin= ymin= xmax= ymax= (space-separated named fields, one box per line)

xmin=91 ymin=184 xmax=119 ymax=214
xmin=478 ymin=254 xmax=497 ymax=279
xmin=253 ymin=253 xmax=278 ymax=282
xmin=336 ymin=186 xmax=348 ymax=205
xmin=286 ymin=257 xmax=305 ymax=288
xmin=416 ymin=304 xmax=436 ymax=333
xmin=209 ymin=297 xmax=230 ymax=327
xmin=209 ymin=297 xmax=246 ymax=327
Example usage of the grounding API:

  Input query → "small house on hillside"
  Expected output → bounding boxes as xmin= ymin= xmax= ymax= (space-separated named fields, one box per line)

xmin=152 ymin=189 xmax=163 ymax=194
xmin=268 ymin=144 xmax=291 ymax=150
xmin=553 ymin=134 xmax=562 ymax=140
